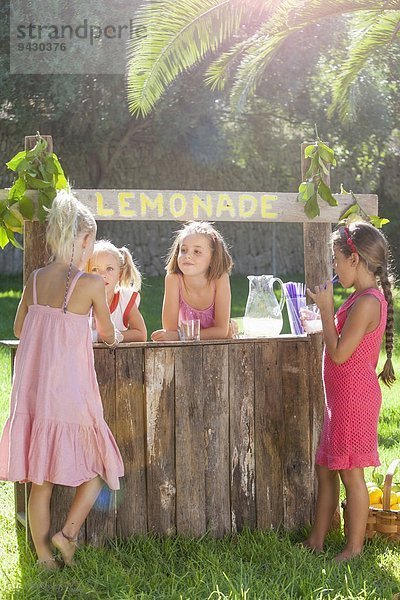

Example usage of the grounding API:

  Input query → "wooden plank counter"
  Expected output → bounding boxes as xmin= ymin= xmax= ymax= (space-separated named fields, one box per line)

xmin=1 ymin=335 xmax=324 ymax=544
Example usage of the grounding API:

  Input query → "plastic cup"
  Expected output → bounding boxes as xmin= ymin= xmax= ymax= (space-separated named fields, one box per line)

xmin=299 ymin=304 xmax=322 ymax=334
xmin=231 ymin=317 xmax=245 ymax=339
xmin=180 ymin=319 xmax=201 ymax=341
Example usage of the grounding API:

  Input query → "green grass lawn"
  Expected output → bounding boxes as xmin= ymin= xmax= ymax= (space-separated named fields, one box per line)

xmin=0 ymin=275 xmax=399 ymax=599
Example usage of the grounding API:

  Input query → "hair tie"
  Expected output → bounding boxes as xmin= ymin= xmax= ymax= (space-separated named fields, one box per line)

xmin=344 ymin=227 xmax=358 ymax=254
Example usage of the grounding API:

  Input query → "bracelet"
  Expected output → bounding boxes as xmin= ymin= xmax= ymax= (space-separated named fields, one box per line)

xmin=104 ymin=329 xmax=124 ymax=348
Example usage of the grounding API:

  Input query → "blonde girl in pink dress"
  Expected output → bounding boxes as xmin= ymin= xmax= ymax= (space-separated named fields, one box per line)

xmin=87 ymin=240 xmax=147 ymax=342
xmin=0 ymin=191 xmax=124 ymax=569
xmin=151 ymin=221 xmax=234 ymax=341
xmin=304 ymin=222 xmax=395 ymax=562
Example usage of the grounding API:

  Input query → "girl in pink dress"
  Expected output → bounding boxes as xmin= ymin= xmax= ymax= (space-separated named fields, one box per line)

xmin=304 ymin=222 xmax=395 ymax=562
xmin=0 ymin=191 xmax=124 ymax=568
xmin=87 ymin=240 xmax=147 ymax=342
xmin=151 ymin=221 xmax=234 ymax=341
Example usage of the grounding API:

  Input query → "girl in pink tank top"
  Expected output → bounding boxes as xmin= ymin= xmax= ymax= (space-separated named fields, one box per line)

xmin=0 ymin=191 xmax=124 ymax=569
xmin=303 ymin=223 xmax=395 ymax=562
xmin=151 ymin=221 xmax=233 ymax=341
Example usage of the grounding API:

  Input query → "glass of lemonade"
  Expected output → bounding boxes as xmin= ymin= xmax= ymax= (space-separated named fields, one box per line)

xmin=299 ymin=304 xmax=322 ymax=334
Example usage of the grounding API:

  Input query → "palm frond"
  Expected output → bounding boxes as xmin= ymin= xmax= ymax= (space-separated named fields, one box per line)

xmin=127 ymin=0 xmax=249 ymax=117
xmin=285 ymin=0 xmax=400 ymax=28
xmin=228 ymin=29 xmax=293 ymax=113
xmin=204 ymin=37 xmax=257 ymax=91
xmin=329 ymin=11 xmax=400 ymax=119
xmin=203 ymin=0 xmax=297 ymax=91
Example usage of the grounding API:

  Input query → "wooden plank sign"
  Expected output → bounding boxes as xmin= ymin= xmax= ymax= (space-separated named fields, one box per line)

xmin=67 ymin=189 xmax=378 ymax=223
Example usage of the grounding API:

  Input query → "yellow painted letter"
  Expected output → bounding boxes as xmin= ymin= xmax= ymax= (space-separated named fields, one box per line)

xmin=261 ymin=195 xmax=278 ymax=219
xmin=169 ymin=193 xmax=187 ymax=218
xmin=239 ymin=194 xmax=257 ymax=218
xmin=140 ymin=192 xmax=164 ymax=217
xmin=118 ymin=192 xmax=136 ymax=217
xmin=96 ymin=192 xmax=114 ymax=217
xmin=193 ymin=194 xmax=212 ymax=219
xmin=216 ymin=194 xmax=235 ymax=218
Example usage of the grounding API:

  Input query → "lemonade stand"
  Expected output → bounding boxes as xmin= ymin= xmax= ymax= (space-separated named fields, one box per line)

xmin=1 ymin=136 xmax=379 ymax=545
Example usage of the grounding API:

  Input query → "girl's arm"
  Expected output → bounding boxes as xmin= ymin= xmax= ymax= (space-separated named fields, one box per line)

xmin=151 ymin=274 xmax=180 ymax=341
xmin=200 ymin=273 xmax=231 ymax=340
xmin=13 ymin=274 xmax=33 ymax=338
xmin=122 ymin=301 xmax=147 ymax=342
xmin=90 ymin=275 xmax=118 ymax=345
xmin=309 ymin=282 xmax=381 ymax=364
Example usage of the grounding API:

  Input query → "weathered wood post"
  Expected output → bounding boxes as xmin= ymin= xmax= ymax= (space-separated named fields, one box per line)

xmin=301 ymin=141 xmax=341 ymax=530
xmin=301 ymin=141 xmax=332 ymax=291
xmin=23 ymin=135 xmax=53 ymax=284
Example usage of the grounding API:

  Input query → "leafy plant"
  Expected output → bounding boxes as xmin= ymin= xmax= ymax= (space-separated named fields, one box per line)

xmin=298 ymin=138 xmax=338 ymax=218
xmin=0 ymin=134 xmax=68 ymax=250
xmin=339 ymin=187 xmax=390 ymax=229
xmin=298 ymin=136 xmax=390 ymax=226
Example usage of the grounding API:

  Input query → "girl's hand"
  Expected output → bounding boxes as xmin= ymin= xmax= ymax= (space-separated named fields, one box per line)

xmin=151 ymin=329 xmax=179 ymax=342
xmin=307 ymin=280 xmax=334 ymax=315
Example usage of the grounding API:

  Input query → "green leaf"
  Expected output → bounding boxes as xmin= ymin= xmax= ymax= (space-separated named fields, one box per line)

xmin=38 ymin=164 xmax=53 ymax=183
xmin=304 ymin=144 xmax=317 ymax=158
xmin=25 ymin=137 xmax=47 ymax=159
xmin=44 ymin=155 xmax=58 ymax=175
xmin=317 ymin=141 xmax=336 ymax=165
xmin=317 ymin=180 xmax=338 ymax=206
xmin=340 ymin=203 xmax=361 ymax=220
xmin=36 ymin=195 xmax=48 ymax=222
xmin=369 ymin=215 xmax=390 ymax=229
xmin=38 ymin=190 xmax=53 ymax=210
xmin=25 ymin=174 xmax=53 ymax=190
xmin=14 ymin=158 xmax=31 ymax=175
xmin=55 ymin=173 xmax=69 ymax=190
xmin=3 ymin=208 xmax=23 ymax=231
xmin=318 ymin=157 xmax=330 ymax=176
xmin=372 ymin=468 xmax=384 ymax=488
xmin=5 ymin=151 xmax=27 ymax=171
xmin=304 ymin=194 xmax=320 ymax=219
xmin=18 ymin=195 xmax=35 ymax=220
xmin=8 ymin=177 xmax=26 ymax=200
xmin=0 ymin=226 xmax=9 ymax=249
xmin=6 ymin=228 xmax=23 ymax=249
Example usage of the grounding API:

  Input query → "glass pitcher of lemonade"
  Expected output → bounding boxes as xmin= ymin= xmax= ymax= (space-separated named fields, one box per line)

xmin=243 ymin=275 xmax=285 ymax=337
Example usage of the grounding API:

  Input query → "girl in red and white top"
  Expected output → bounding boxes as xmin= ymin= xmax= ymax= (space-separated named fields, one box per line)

xmin=88 ymin=240 xmax=147 ymax=342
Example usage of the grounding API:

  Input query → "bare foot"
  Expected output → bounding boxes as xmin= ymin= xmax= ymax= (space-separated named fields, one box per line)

xmin=52 ymin=530 xmax=78 ymax=566
xmin=301 ymin=539 xmax=324 ymax=554
xmin=334 ymin=549 xmax=362 ymax=563
xmin=36 ymin=556 xmax=60 ymax=571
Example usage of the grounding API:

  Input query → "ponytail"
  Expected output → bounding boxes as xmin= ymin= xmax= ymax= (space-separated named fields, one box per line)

xmin=119 ymin=246 xmax=142 ymax=290
xmin=377 ymin=267 xmax=396 ymax=387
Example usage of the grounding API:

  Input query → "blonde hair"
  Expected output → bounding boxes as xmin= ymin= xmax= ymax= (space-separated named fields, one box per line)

xmin=165 ymin=221 xmax=233 ymax=281
xmin=332 ymin=221 xmax=396 ymax=387
xmin=88 ymin=240 xmax=142 ymax=290
xmin=46 ymin=190 xmax=96 ymax=262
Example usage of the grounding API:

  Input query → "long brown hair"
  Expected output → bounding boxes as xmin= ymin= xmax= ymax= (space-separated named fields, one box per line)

xmin=332 ymin=222 xmax=395 ymax=386
xmin=165 ymin=221 xmax=233 ymax=281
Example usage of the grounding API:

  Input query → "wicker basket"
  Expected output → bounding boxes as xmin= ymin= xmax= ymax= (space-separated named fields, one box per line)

xmin=365 ymin=459 xmax=400 ymax=541
xmin=342 ymin=459 xmax=400 ymax=541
